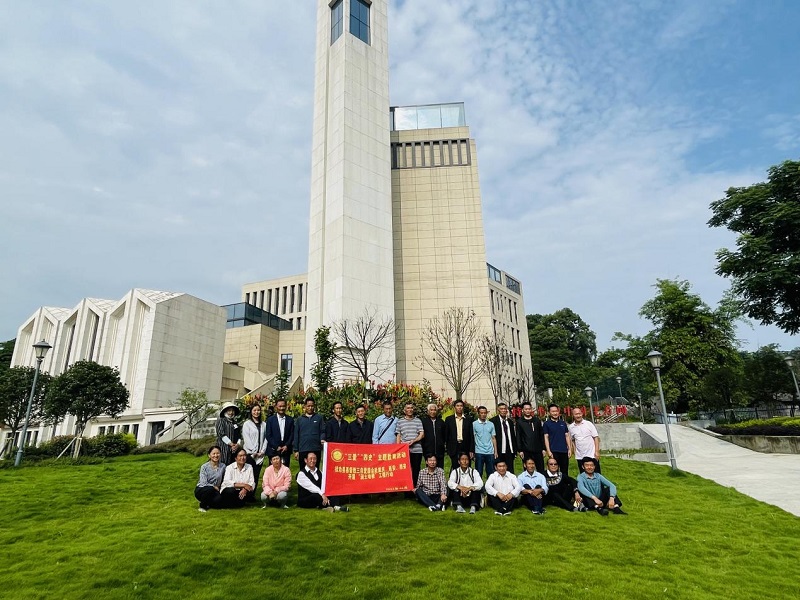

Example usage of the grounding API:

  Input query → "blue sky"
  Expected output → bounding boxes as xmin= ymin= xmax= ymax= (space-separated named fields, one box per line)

xmin=1 ymin=0 xmax=798 ymax=352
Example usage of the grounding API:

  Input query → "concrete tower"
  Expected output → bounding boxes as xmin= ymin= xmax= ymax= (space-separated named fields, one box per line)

xmin=305 ymin=0 xmax=395 ymax=382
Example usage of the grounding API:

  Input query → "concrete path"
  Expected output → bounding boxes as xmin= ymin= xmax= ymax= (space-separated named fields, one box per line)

xmin=639 ymin=424 xmax=800 ymax=517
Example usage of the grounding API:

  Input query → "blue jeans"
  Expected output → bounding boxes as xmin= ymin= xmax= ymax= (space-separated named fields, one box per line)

xmin=475 ymin=453 xmax=494 ymax=480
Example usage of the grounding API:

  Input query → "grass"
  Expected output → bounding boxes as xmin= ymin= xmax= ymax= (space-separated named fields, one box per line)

xmin=0 ymin=453 xmax=798 ymax=600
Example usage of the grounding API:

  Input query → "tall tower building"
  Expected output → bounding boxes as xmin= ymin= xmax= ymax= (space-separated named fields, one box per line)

xmin=305 ymin=0 xmax=396 ymax=380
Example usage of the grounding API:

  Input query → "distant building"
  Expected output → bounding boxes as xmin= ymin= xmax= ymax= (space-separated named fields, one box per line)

xmin=6 ymin=289 xmax=225 ymax=447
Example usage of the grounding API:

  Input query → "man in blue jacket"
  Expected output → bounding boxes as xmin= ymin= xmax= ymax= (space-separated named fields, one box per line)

xmin=294 ymin=398 xmax=326 ymax=465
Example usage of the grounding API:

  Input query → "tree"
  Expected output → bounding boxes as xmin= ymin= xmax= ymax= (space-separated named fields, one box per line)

xmin=527 ymin=308 xmax=597 ymax=389
xmin=173 ymin=388 xmax=214 ymax=440
xmin=311 ymin=326 xmax=336 ymax=393
xmin=0 ymin=338 xmax=15 ymax=372
xmin=44 ymin=361 xmax=129 ymax=445
xmin=332 ymin=309 xmax=395 ymax=384
xmin=615 ymin=280 xmax=743 ymax=413
xmin=0 ymin=366 xmax=52 ymax=457
xmin=708 ymin=159 xmax=800 ymax=334
xmin=271 ymin=370 xmax=290 ymax=403
xmin=419 ymin=307 xmax=485 ymax=403
xmin=480 ymin=335 xmax=510 ymax=405
xmin=741 ymin=344 xmax=794 ymax=406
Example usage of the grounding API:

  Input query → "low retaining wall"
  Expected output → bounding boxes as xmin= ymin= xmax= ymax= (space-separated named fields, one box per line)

xmin=595 ymin=423 xmax=665 ymax=452
xmin=721 ymin=435 xmax=800 ymax=454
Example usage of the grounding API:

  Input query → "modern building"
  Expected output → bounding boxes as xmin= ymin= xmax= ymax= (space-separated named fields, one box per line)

xmin=6 ymin=289 xmax=226 ymax=447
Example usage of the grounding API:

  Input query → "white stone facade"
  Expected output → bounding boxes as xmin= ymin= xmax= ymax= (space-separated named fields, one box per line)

xmin=305 ymin=0 xmax=396 ymax=381
xmin=7 ymin=289 xmax=226 ymax=447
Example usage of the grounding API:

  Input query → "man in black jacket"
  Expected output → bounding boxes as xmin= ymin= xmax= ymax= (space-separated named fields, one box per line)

xmin=347 ymin=405 xmax=373 ymax=443
xmin=325 ymin=401 xmax=349 ymax=443
xmin=490 ymin=403 xmax=517 ymax=474
xmin=516 ymin=401 xmax=546 ymax=473
xmin=444 ymin=400 xmax=474 ymax=472
xmin=266 ymin=399 xmax=294 ymax=467
xmin=421 ymin=403 xmax=446 ymax=471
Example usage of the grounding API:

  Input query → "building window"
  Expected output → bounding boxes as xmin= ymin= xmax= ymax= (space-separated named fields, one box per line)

xmin=298 ymin=283 xmax=304 ymax=312
xmin=132 ymin=424 xmax=139 ymax=439
xmin=350 ymin=0 xmax=370 ymax=45
xmin=280 ymin=354 xmax=293 ymax=378
xmin=506 ymin=275 xmax=521 ymax=294
xmin=487 ymin=263 xmax=502 ymax=283
xmin=331 ymin=0 xmax=344 ymax=44
xmin=122 ymin=424 xmax=130 ymax=434
xmin=98 ymin=426 xmax=106 ymax=436
xmin=290 ymin=285 xmax=296 ymax=313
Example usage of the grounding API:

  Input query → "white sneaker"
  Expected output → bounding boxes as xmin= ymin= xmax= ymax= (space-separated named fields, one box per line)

xmin=469 ymin=506 xmax=476 ymax=514
xmin=456 ymin=505 xmax=466 ymax=513
xmin=429 ymin=505 xmax=438 ymax=512
xmin=198 ymin=507 xmax=207 ymax=513
xmin=494 ymin=511 xmax=503 ymax=516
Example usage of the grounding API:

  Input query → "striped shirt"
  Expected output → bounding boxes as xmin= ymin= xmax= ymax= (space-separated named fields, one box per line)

xmin=396 ymin=417 xmax=424 ymax=453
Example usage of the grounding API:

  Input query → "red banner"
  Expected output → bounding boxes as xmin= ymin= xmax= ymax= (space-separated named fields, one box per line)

xmin=322 ymin=443 xmax=414 ymax=495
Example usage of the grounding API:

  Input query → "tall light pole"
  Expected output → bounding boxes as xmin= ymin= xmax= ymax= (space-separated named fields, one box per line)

xmin=785 ymin=356 xmax=799 ymax=418
xmin=646 ymin=350 xmax=677 ymax=470
xmin=615 ymin=376 xmax=623 ymax=411
xmin=584 ymin=386 xmax=594 ymax=422
xmin=15 ymin=339 xmax=52 ymax=467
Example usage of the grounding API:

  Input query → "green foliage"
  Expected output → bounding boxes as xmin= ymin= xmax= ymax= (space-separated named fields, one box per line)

xmin=0 ymin=366 xmax=52 ymax=454
xmin=0 ymin=338 xmax=15 ymax=370
xmin=44 ymin=361 xmax=130 ymax=436
xmin=271 ymin=369 xmax=290 ymax=403
xmin=25 ymin=433 xmax=138 ymax=459
xmin=709 ymin=159 xmax=800 ymax=334
xmin=527 ymin=308 xmax=597 ymax=389
xmin=173 ymin=387 xmax=214 ymax=440
xmin=1 ymin=453 xmax=799 ymax=599
xmin=709 ymin=417 xmax=800 ymax=436
xmin=741 ymin=344 xmax=794 ymax=405
xmin=132 ymin=435 xmax=216 ymax=457
xmin=311 ymin=325 xmax=336 ymax=393
xmin=615 ymin=279 xmax=743 ymax=413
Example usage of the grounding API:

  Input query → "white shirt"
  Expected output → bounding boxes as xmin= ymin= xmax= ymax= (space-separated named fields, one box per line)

xmin=569 ymin=420 xmax=599 ymax=459
xmin=297 ymin=468 xmax=323 ymax=495
xmin=485 ymin=471 xmax=522 ymax=497
xmin=498 ymin=417 xmax=514 ymax=453
xmin=242 ymin=420 xmax=268 ymax=464
xmin=221 ymin=462 xmax=255 ymax=491
xmin=277 ymin=415 xmax=286 ymax=439
xmin=447 ymin=467 xmax=483 ymax=491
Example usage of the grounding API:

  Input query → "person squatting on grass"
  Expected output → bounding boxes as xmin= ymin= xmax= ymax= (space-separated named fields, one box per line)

xmin=415 ymin=455 xmax=448 ymax=511
xmin=447 ymin=452 xmax=482 ymax=514
xmin=577 ymin=457 xmax=626 ymax=516
xmin=195 ymin=445 xmax=226 ymax=512
xmin=296 ymin=452 xmax=348 ymax=513
xmin=543 ymin=457 xmax=586 ymax=512
xmin=261 ymin=454 xmax=291 ymax=509
xmin=219 ymin=448 xmax=255 ymax=508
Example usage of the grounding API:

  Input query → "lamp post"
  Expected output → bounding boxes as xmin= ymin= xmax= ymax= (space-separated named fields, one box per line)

xmin=615 ymin=376 xmax=623 ymax=411
xmin=785 ymin=356 xmax=799 ymax=418
xmin=584 ymin=386 xmax=594 ymax=422
xmin=15 ymin=339 xmax=52 ymax=467
xmin=646 ymin=350 xmax=677 ymax=470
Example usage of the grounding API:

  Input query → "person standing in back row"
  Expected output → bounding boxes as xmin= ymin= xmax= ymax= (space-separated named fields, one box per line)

xmin=491 ymin=403 xmax=517 ymax=474
xmin=421 ymin=403 xmax=446 ymax=471
xmin=569 ymin=407 xmax=601 ymax=474
xmin=543 ymin=404 xmax=572 ymax=476
xmin=516 ymin=401 xmax=546 ymax=474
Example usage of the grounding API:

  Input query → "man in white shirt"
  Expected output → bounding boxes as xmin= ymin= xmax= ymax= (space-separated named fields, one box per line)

xmin=447 ymin=453 xmax=483 ymax=514
xmin=484 ymin=460 xmax=522 ymax=515
xmin=568 ymin=407 xmax=601 ymax=474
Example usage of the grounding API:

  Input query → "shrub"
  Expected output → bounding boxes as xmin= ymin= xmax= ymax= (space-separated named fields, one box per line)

xmin=709 ymin=417 xmax=800 ymax=436
xmin=132 ymin=435 xmax=216 ymax=457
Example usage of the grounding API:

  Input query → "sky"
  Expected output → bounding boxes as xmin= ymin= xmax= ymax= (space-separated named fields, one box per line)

xmin=1 ymin=0 xmax=799 ymax=352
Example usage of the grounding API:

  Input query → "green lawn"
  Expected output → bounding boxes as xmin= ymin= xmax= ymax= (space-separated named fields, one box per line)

xmin=0 ymin=454 xmax=797 ymax=600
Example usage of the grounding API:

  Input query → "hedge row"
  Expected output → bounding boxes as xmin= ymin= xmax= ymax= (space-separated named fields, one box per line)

xmin=24 ymin=433 xmax=139 ymax=458
xmin=132 ymin=435 xmax=216 ymax=457
xmin=709 ymin=417 xmax=800 ymax=436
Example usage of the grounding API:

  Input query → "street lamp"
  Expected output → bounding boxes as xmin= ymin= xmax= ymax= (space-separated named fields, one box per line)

xmin=615 ymin=376 xmax=623 ymax=410
xmin=584 ymin=386 xmax=594 ymax=422
xmin=14 ymin=339 xmax=52 ymax=467
xmin=785 ymin=356 xmax=799 ymax=418
xmin=646 ymin=350 xmax=677 ymax=470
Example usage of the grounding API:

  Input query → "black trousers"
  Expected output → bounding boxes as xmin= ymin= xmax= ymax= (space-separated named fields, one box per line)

xmin=544 ymin=480 xmax=578 ymax=511
xmin=520 ymin=450 xmax=545 ymax=474
xmin=487 ymin=494 xmax=515 ymax=514
xmin=194 ymin=486 xmax=221 ymax=509
xmin=447 ymin=441 xmax=472 ymax=472
xmin=246 ymin=456 xmax=264 ymax=494
xmin=520 ymin=484 xmax=544 ymax=511
xmin=219 ymin=487 xmax=250 ymax=508
xmin=552 ymin=452 xmax=569 ymax=477
xmin=580 ymin=484 xmax=622 ymax=511
xmin=450 ymin=489 xmax=481 ymax=509
xmin=297 ymin=493 xmax=342 ymax=509
xmin=409 ymin=453 xmax=423 ymax=489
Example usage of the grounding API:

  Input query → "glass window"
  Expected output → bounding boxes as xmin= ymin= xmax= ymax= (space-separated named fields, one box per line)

xmin=280 ymin=354 xmax=293 ymax=377
xmin=417 ymin=106 xmax=442 ymax=129
xmin=506 ymin=276 xmax=521 ymax=294
xmin=440 ymin=103 xmax=466 ymax=128
xmin=331 ymin=0 xmax=343 ymax=44
xmin=487 ymin=263 xmax=502 ymax=283
xmin=350 ymin=0 xmax=370 ymax=44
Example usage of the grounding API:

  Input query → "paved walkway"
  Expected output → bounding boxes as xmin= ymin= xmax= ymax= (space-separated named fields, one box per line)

xmin=639 ymin=424 xmax=800 ymax=517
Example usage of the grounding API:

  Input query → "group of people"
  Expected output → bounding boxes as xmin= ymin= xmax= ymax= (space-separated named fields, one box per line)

xmin=195 ymin=397 xmax=626 ymax=516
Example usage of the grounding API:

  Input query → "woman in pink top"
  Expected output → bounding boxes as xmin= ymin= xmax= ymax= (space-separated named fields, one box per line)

xmin=261 ymin=454 xmax=292 ymax=508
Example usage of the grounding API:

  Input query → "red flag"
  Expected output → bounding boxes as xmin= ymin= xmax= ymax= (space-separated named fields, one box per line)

xmin=322 ymin=443 xmax=414 ymax=495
